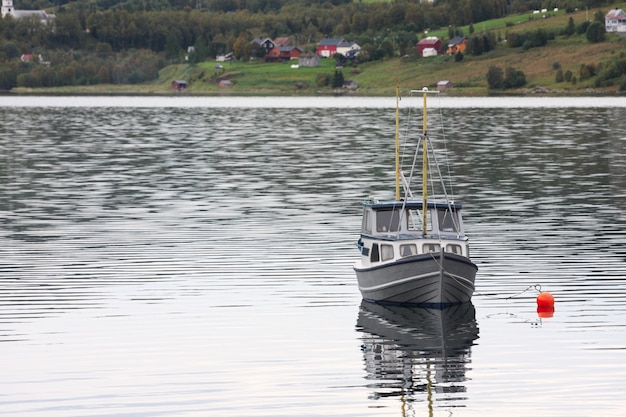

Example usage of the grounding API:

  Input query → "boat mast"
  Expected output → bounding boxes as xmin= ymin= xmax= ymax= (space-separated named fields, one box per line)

xmin=395 ymin=83 xmax=401 ymax=201
xmin=421 ymin=88 xmax=429 ymax=235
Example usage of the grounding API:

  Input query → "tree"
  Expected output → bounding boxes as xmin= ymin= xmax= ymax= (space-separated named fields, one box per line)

xmin=232 ymin=35 xmax=251 ymax=60
xmin=332 ymin=70 xmax=344 ymax=88
xmin=469 ymin=35 xmax=484 ymax=55
xmin=565 ymin=17 xmax=575 ymax=37
xmin=98 ymin=66 xmax=111 ymax=83
xmin=96 ymin=42 xmax=114 ymax=55
xmin=586 ymin=21 xmax=606 ymax=43
xmin=486 ymin=65 xmax=504 ymax=89
xmin=555 ymin=68 xmax=564 ymax=82
xmin=504 ymin=66 xmax=526 ymax=88
xmin=315 ymin=73 xmax=330 ymax=87
xmin=165 ymin=32 xmax=182 ymax=60
xmin=1 ymin=42 xmax=20 ymax=60
xmin=564 ymin=70 xmax=573 ymax=82
xmin=0 ymin=64 xmax=18 ymax=90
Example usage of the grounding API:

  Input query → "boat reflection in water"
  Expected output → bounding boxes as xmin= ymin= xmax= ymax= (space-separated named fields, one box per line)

xmin=356 ymin=301 xmax=479 ymax=415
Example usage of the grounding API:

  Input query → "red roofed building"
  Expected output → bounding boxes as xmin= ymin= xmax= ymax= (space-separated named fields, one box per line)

xmin=606 ymin=9 xmax=626 ymax=33
xmin=417 ymin=37 xmax=442 ymax=57
xmin=266 ymin=46 xmax=302 ymax=62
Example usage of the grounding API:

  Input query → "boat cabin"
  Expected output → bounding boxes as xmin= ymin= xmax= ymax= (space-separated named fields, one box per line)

xmin=358 ymin=199 xmax=469 ymax=263
xmin=361 ymin=200 xmax=465 ymax=237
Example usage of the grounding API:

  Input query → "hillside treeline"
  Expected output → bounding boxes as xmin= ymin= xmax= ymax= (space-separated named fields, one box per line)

xmin=0 ymin=0 xmax=617 ymax=89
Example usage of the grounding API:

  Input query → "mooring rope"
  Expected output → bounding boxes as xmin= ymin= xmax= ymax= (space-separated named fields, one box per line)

xmin=473 ymin=284 xmax=544 ymax=300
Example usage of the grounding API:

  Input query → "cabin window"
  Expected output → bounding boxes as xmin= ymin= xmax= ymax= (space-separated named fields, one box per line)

xmin=376 ymin=210 xmax=401 ymax=233
xmin=362 ymin=210 xmax=372 ymax=234
xmin=370 ymin=244 xmax=380 ymax=262
xmin=423 ymin=243 xmax=441 ymax=252
xmin=438 ymin=209 xmax=459 ymax=233
xmin=381 ymin=244 xmax=394 ymax=261
xmin=400 ymin=244 xmax=417 ymax=257
xmin=407 ymin=209 xmax=432 ymax=232
xmin=446 ymin=244 xmax=462 ymax=254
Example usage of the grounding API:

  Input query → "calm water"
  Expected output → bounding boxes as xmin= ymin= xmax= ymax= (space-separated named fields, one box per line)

xmin=1 ymin=96 xmax=625 ymax=417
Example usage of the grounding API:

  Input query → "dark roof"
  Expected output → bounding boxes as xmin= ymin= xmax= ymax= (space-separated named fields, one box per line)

xmin=337 ymin=40 xmax=356 ymax=47
xmin=318 ymin=38 xmax=345 ymax=46
xmin=417 ymin=38 xmax=441 ymax=46
xmin=277 ymin=46 xmax=302 ymax=52
xmin=363 ymin=200 xmax=463 ymax=210
xmin=448 ymin=36 xmax=468 ymax=45
xmin=251 ymin=37 xmax=274 ymax=46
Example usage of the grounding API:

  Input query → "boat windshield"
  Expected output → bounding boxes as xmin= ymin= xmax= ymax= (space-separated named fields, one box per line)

xmin=437 ymin=208 xmax=459 ymax=233
xmin=376 ymin=210 xmax=401 ymax=233
xmin=407 ymin=209 xmax=431 ymax=232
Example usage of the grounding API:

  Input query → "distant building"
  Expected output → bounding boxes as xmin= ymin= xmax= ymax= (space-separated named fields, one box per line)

xmin=171 ymin=80 xmax=187 ymax=91
xmin=343 ymin=80 xmax=359 ymax=90
xmin=316 ymin=38 xmax=361 ymax=58
xmin=251 ymin=38 xmax=275 ymax=54
xmin=273 ymin=37 xmax=290 ymax=47
xmin=437 ymin=80 xmax=453 ymax=90
xmin=606 ymin=9 xmax=626 ymax=33
xmin=298 ymin=55 xmax=320 ymax=67
xmin=266 ymin=46 xmax=302 ymax=62
xmin=1 ymin=0 xmax=55 ymax=22
xmin=417 ymin=37 xmax=441 ymax=57
xmin=447 ymin=36 xmax=469 ymax=55
xmin=216 ymin=52 xmax=234 ymax=62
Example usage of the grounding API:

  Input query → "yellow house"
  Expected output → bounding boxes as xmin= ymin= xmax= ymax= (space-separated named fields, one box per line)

xmin=447 ymin=36 xmax=469 ymax=55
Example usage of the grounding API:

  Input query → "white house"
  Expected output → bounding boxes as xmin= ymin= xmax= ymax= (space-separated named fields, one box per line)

xmin=1 ymin=0 xmax=55 ymax=22
xmin=605 ymin=9 xmax=626 ymax=33
xmin=336 ymin=40 xmax=361 ymax=58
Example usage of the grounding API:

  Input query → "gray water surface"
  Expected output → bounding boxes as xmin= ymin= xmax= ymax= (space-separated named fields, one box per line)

xmin=1 ymin=96 xmax=625 ymax=417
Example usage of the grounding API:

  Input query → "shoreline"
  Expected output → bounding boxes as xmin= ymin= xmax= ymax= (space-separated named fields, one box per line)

xmin=2 ymin=87 xmax=624 ymax=97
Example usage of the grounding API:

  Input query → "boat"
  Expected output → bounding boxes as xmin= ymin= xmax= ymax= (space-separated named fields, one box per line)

xmin=354 ymin=86 xmax=478 ymax=308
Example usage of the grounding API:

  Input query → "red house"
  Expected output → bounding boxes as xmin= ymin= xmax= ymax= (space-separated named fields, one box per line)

xmin=266 ymin=46 xmax=302 ymax=62
xmin=417 ymin=37 xmax=442 ymax=57
xmin=171 ymin=80 xmax=187 ymax=91
xmin=316 ymin=38 xmax=344 ymax=58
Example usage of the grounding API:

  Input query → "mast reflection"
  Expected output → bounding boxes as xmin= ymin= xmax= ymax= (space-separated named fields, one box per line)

xmin=356 ymin=301 xmax=479 ymax=415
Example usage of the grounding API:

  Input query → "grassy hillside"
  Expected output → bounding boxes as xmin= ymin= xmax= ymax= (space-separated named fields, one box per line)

xmin=19 ymin=4 xmax=626 ymax=95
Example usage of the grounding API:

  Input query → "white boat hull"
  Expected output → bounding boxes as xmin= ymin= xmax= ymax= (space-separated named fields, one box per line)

xmin=354 ymin=251 xmax=477 ymax=308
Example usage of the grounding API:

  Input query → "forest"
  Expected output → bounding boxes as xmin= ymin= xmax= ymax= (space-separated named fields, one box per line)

xmin=0 ymin=0 xmax=617 ymax=90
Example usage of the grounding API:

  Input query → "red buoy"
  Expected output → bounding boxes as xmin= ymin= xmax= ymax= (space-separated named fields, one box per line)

xmin=536 ymin=291 xmax=555 ymax=308
xmin=536 ymin=291 xmax=555 ymax=318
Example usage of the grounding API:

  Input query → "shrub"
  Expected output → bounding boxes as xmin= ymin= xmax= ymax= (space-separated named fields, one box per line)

xmin=504 ymin=67 xmax=526 ymax=88
xmin=577 ymin=21 xmax=591 ymax=35
xmin=564 ymin=70 xmax=573 ymax=82
xmin=586 ymin=21 xmax=606 ymax=43
xmin=556 ymin=69 xmax=564 ymax=82
xmin=315 ymin=73 xmax=331 ymax=87
xmin=487 ymin=65 xmax=504 ymax=89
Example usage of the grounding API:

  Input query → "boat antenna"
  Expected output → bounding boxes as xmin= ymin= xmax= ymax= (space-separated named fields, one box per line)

xmin=395 ymin=82 xmax=401 ymax=201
